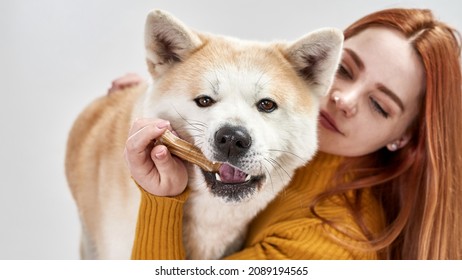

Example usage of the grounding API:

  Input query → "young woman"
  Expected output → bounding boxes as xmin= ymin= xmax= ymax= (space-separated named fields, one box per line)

xmin=123 ymin=8 xmax=462 ymax=259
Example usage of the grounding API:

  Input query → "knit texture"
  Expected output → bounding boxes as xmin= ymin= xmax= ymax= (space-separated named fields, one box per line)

xmin=131 ymin=187 xmax=190 ymax=259
xmin=131 ymin=152 xmax=385 ymax=259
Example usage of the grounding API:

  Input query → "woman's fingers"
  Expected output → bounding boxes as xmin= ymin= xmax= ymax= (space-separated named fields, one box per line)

xmin=124 ymin=118 xmax=188 ymax=196
xmin=128 ymin=118 xmax=171 ymax=138
xmin=125 ymin=125 xmax=163 ymax=165
xmin=108 ymin=73 xmax=144 ymax=94
xmin=150 ymin=145 xmax=188 ymax=196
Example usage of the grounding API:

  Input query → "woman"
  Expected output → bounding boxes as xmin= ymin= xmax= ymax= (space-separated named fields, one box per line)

xmin=123 ymin=8 xmax=462 ymax=259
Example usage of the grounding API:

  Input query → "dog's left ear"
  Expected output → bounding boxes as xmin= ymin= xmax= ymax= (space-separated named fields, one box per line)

xmin=285 ymin=28 xmax=343 ymax=96
xmin=144 ymin=10 xmax=203 ymax=78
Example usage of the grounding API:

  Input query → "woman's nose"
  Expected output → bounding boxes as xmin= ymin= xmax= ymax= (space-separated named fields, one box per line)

xmin=331 ymin=90 xmax=358 ymax=117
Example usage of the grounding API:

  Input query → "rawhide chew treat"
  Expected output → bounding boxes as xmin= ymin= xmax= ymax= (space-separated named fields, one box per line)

xmin=159 ymin=130 xmax=221 ymax=172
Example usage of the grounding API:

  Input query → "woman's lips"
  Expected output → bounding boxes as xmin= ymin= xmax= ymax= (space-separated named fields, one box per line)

xmin=319 ymin=110 xmax=344 ymax=135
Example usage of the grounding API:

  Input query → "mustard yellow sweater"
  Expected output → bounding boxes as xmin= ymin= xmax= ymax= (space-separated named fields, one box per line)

xmin=131 ymin=152 xmax=385 ymax=259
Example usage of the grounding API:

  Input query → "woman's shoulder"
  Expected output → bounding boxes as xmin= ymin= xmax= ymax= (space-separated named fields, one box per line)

xmin=243 ymin=213 xmax=380 ymax=259
xmin=244 ymin=181 xmax=385 ymax=259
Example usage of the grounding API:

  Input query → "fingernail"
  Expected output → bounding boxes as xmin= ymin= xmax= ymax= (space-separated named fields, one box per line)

xmin=156 ymin=120 xmax=170 ymax=129
xmin=155 ymin=146 xmax=167 ymax=159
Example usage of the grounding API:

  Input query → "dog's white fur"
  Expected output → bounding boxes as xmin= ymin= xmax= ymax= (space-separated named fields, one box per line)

xmin=65 ymin=10 xmax=343 ymax=259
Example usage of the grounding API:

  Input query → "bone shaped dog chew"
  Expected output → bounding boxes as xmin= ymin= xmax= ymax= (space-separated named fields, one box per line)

xmin=159 ymin=130 xmax=222 ymax=172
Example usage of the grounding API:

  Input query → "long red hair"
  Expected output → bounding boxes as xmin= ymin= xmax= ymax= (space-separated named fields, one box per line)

xmin=311 ymin=8 xmax=462 ymax=259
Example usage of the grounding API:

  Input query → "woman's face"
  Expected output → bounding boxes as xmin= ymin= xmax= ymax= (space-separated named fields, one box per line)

xmin=318 ymin=27 xmax=425 ymax=157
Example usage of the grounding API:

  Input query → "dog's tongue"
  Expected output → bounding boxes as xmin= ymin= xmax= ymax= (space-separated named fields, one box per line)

xmin=218 ymin=163 xmax=247 ymax=183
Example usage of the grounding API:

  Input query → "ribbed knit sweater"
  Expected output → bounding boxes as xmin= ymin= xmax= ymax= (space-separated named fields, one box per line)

xmin=131 ymin=152 xmax=385 ymax=259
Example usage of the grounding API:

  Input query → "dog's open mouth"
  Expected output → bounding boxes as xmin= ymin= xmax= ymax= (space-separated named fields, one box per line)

xmin=202 ymin=163 xmax=265 ymax=202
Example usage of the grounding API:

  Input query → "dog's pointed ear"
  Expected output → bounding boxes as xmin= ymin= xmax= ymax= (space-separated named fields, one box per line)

xmin=285 ymin=28 xmax=343 ymax=96
xmin=144 ymin=10 xmax=203 ymax=77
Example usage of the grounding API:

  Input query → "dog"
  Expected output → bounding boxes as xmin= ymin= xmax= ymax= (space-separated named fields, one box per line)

xmin=65 ymin=9 xmax=343 ymax=259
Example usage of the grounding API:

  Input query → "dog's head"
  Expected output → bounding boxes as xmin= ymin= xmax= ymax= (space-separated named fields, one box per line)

xmin=141 ymin=10 xmax=343 ymax=203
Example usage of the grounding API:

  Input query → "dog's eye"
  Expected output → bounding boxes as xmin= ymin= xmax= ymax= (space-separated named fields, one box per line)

xmin=257 ymin=98 xmax=277 ymax=113
xmin=194 ymin=95 xmax=216 ymax=108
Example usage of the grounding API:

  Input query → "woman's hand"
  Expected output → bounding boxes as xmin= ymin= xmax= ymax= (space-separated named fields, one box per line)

xmin=124 ymin=118 xmax=188 ymax=196
xmin=108 ymin=73 xmax=145 ymax=95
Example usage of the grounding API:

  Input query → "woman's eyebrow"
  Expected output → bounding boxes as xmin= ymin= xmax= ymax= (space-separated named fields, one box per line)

xmin=377 ymin=83 xmax=405 ymax=112
xmin=344 ymin=48 xmax=364 ymax=70
xmin=345 ymin=47 xmax=405 ymax=112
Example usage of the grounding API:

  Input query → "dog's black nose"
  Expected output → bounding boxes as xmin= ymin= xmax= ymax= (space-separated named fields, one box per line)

xmin=214 ymin=125 xmax=251 ymax=160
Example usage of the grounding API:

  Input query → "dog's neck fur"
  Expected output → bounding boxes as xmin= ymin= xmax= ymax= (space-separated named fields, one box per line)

xmin=183 ymin=167 xmax=291 ymax=259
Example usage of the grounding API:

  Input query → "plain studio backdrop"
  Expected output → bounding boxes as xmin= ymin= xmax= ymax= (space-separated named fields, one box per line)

xmin=0 ymin=0 xmax=460 ymax=260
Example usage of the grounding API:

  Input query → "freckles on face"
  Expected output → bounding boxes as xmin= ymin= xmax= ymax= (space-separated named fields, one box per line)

xmin=317 ymin=27 xmax=425 ymax=157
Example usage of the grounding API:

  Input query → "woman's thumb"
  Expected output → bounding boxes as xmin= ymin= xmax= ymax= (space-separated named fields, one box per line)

xmin=151 ymin=145 xmax=188 ymax=195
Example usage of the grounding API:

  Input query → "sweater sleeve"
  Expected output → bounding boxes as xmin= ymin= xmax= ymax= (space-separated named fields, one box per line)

xmin=131 ymin=187 xmax=190 ymax=260
xmin=224 ymin=219 xmax=377 ymax=260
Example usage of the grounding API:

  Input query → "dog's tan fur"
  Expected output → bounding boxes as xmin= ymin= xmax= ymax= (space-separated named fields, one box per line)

xmin=66 ymin=84 xmax=146 ymax=258
xmin=66 ymin=10 xmax=343 ymax=259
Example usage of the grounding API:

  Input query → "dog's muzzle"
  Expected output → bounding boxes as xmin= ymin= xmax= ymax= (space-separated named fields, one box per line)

xmin=202 ymin=165 xmax=264 ymax=203
xmin=201 ymin=125 xmax=265 ymax=202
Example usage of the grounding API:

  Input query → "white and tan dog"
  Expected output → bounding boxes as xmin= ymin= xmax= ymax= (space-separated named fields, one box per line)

xmin=66 ymin=10 xmax=343 ymax=259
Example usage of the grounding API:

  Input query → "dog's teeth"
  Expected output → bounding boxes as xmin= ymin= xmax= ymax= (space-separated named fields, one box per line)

xmin=215 ymin=173 xmax=222 ymax=182
xmin=245 ymin=174 xmax=251 ymax=181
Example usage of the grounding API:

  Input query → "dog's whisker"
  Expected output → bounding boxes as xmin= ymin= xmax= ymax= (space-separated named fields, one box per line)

xmin=264 ymin=159 xmax=292 ymax=198
xmin=168 ymin=120 xmax=207 ymax=141
xmin=263 ymin=159 xmax=289 ymax=198
xmin=267 ymin=157 xmax=292 ymax=182
xmin=194 ymin=140 xmax=207 ymax=152
xmin=261 ymin=160 xmax=275 ymax=193
xmin=170 ymin=104 xmax=208 ymax=133
xmin=267 ymin=161 xmax=286 ymax=188
xmin=204 ymin=75 xmax=220 ymax=95
xmin=183 ymin=120 xmax=207 ymax=129
xmin=254 ymin=72 xmax=272 ymax=94
xmin=175 ymin=122 xmax=206 ymax=134
xmin=267 ymin=149 xmax=306 ymax=162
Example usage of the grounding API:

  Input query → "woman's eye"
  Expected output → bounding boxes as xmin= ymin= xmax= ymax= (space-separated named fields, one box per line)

xmin=337 ymin=64 xmax=353 ymax=80
xmin=257 ymin=98 xmax=278 ymax=113
xmin=194 ymin=95 xmax=216 ymax=108
xmin=369 ymin=97 xmax=389 ymax=118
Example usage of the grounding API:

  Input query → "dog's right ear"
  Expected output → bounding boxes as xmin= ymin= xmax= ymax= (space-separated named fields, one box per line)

xmin=144 ymin=10 xmax=203 ymax=77
xmin=285 ymin=28 xmax=343 ymax=97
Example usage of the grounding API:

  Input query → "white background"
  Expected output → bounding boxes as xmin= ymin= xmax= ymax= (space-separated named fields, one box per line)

xmin=0 ymin=0 xmax=460 ymax=259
